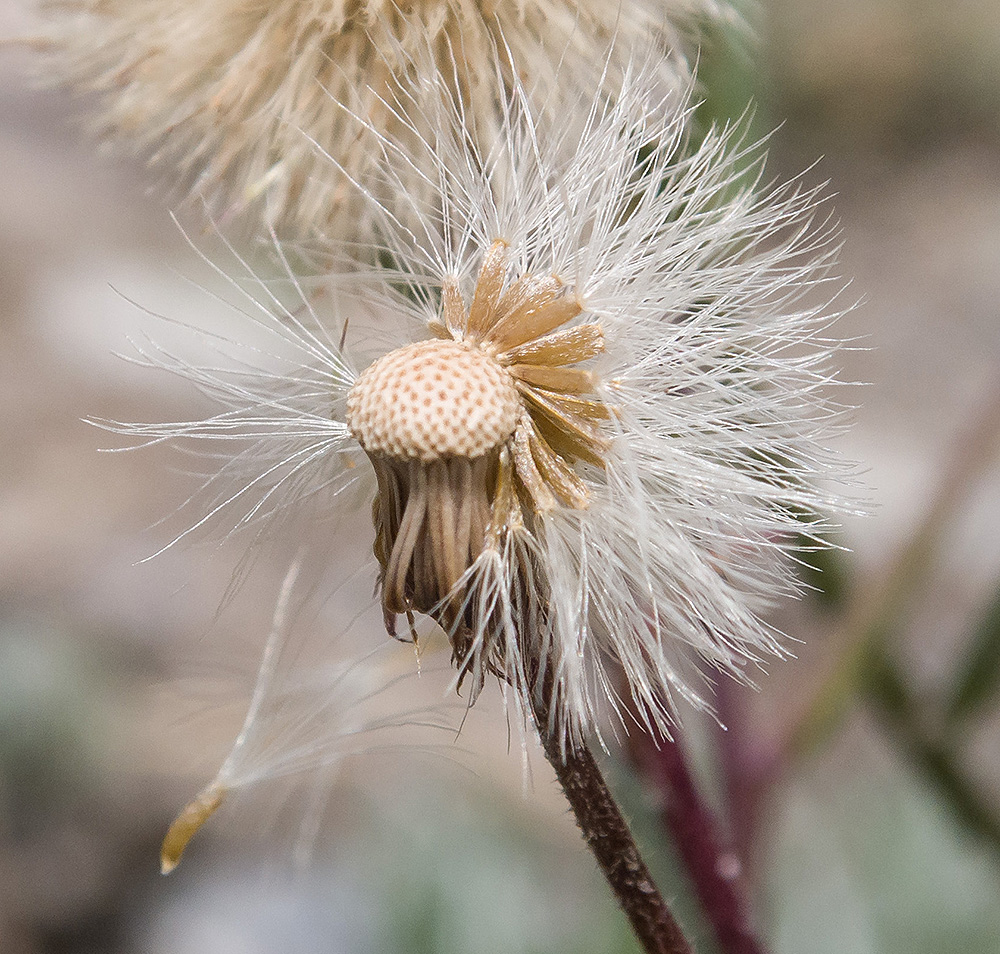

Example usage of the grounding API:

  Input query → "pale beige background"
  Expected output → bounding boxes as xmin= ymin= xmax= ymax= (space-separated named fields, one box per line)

xmin=2 ymin=2 xmax=1000 ymax=952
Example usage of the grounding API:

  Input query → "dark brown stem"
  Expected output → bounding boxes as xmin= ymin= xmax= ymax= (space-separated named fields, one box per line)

xmin=531 ymin=694 xmax=693 ymax=954
xmin=629 ymin=726 xmax=767 ymax=954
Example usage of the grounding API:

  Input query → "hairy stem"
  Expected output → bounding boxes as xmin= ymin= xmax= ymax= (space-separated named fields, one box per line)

xmin=530 ymin=694 xmax=693 ymax=954
xmin=629 ymin=725 xmax=768 ymax=954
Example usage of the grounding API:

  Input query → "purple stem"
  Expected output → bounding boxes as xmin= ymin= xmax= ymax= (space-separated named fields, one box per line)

xmin=714 ymin=679 xmax=780 ymax=876
xmin=628 ymin=727 xmax=768 ymax=954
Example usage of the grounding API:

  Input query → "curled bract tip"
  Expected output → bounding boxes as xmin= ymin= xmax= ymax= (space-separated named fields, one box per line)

xmin=160 ymin=782 xmax=227 ymax=874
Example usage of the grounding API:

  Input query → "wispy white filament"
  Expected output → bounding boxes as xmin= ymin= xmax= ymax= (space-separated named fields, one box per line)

xmin=92 ymin=230 xmax=362 ymax=561
xmin=158 ymin=555 xmax=464 ymax=871
xmin=213 ymin=560 xmax=459 ymax=793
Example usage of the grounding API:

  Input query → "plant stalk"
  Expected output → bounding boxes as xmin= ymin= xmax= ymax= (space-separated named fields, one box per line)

xmin=864 ymin=643 xmax=1000 ymax=851
xmin=629 ymin=725 xmax=768 ymax=954
xmin=531 ymin=693 xmax=693 ymax=954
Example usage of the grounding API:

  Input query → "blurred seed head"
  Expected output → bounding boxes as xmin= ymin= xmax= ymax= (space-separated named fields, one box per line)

xmin=40 ymin=0 xmax=744 ymax=239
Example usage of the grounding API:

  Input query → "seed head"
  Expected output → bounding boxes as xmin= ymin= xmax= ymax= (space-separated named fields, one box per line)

xmin=346 ymin=241 xmax=607 ymax=668
xmin=104 ymin=56 xmax=855 ymax=752
xmin=346 ymin=339 xmax=520 ymax=462
xmin=38 ymin=0 xmax=743 ymax=237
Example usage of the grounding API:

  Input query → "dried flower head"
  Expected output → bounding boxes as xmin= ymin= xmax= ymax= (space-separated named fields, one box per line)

xmin=104 ymin=56 xmax=851 ymax=752
xmin=41 ymin=0 xmax=741 ymax=237
xmin=344 ymin=242 xmax=610 ymax=688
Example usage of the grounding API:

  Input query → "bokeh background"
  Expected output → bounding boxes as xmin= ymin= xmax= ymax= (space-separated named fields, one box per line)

xmin=2 ymin=1 xmax=1000 ymax=952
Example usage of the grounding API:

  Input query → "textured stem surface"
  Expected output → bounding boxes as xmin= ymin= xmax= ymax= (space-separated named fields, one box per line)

xmin=629 ymin=728 xmax=767 ymax=954
xmin=532 ymin=695 xmax=693 ymax=954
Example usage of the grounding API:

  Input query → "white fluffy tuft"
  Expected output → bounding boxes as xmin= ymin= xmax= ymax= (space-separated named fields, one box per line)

xmin=335 ymin=52 xmax=857 ymax=748
xmin=107 ymin=51 xmax=855 ymax=751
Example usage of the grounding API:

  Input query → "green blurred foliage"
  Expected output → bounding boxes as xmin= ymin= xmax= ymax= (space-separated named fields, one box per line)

xmin=945 ymin=581 xmax=1000 ymax=729
xmin=362 ymin=776 xmax=644 ymax=954
xmin=767 ymin=742 xmax=1000 ymax=954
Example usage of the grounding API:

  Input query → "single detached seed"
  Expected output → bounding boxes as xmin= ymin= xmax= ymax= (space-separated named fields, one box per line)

xmin=346 ymin=339 xmax=521 ymax=461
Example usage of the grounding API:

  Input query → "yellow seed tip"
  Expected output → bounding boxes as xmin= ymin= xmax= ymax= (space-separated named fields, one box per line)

xmin=160 ymin=783 xmax=226 ymax=875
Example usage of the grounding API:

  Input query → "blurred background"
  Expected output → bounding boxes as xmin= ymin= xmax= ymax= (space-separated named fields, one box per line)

xmin=2 ymin=1 xmax=1000 ymax=952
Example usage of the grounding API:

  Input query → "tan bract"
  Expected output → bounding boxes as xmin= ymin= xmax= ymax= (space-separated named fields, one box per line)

xmin=43 ymin=0 xmax=734 ymax=237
